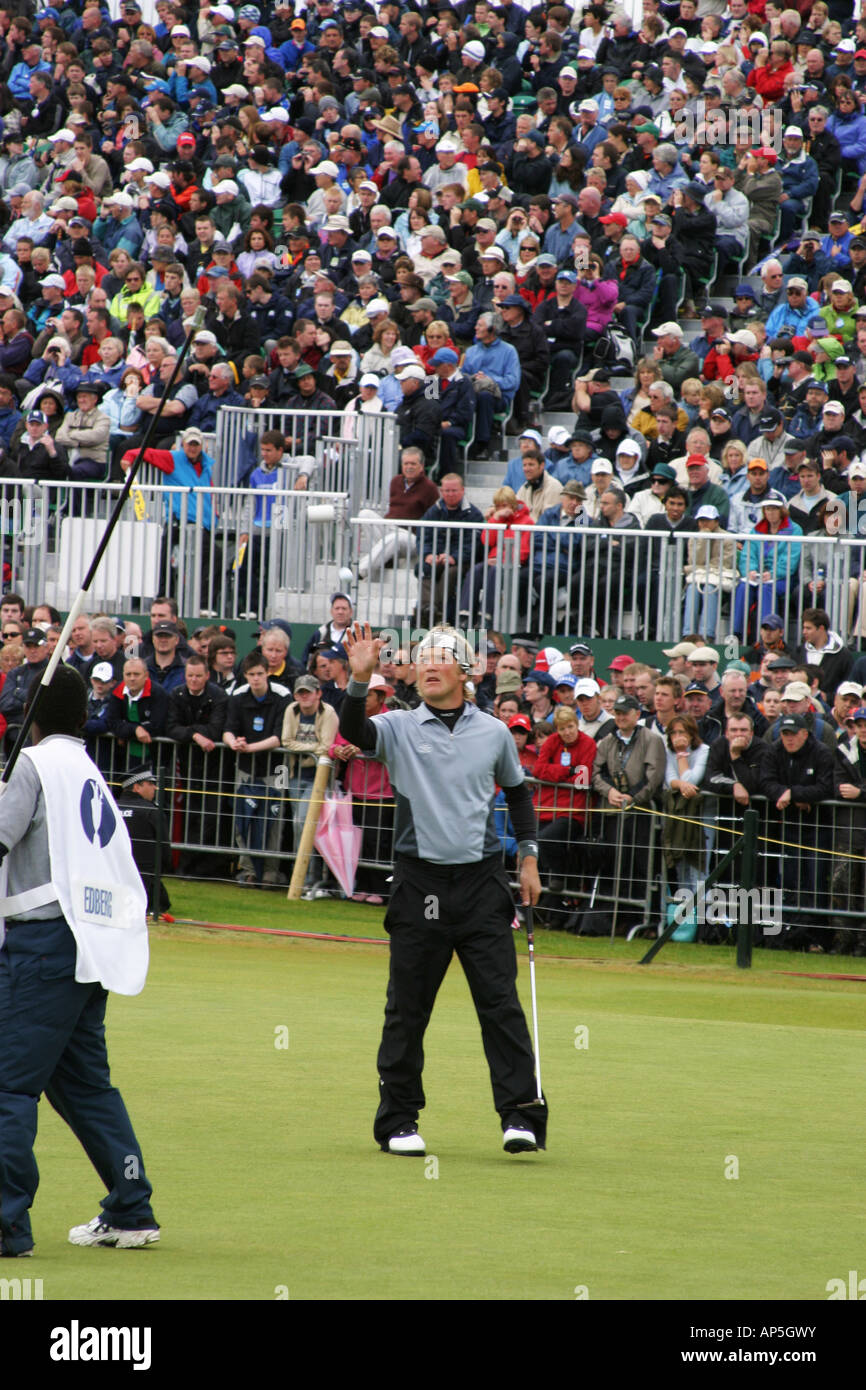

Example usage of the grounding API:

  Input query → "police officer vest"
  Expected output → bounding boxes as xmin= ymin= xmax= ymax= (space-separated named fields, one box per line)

xmin=17 ymin=739 xmax=149 ymax=995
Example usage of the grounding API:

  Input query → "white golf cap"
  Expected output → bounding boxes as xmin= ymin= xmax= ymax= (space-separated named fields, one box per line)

xmin=591 ymin=459 xmax=613 ymax=473
xmin=574 ymin=678 xmax=601 ymax=697
xmin=479 ymin=245 xmax=505 ymax=261
xmin=324 ymin=214 xmax=350 ymax=231
xmin=831 ymin=279 xmax=853 ymax=292
xmin=106 ymin=190 xmax=133 ymax=207
xmin=784 ymin=126 xmax=805 ymax=139
xmin=727 ymin=329 xmax=758 ymax=348
xmin=689 ymin=646 xmax=720 ymax=662
xmin=782 ymin=681 xmax=812 ymax=701
xmin=311 ymin=160 xmax=339 ymax=178
xmin=396 ymin=364 xmax=426 ymax=381
xmin=215 ymin=180 xmax=239 ymax=197
xmin=351 ymin=248 xmax=373 ymax=259
xmin=359 ymin=373 xmax=381 ymax=388
xmin=370 ymin=26 xmax=389 ymax=37
xmin=91 ymin=662 xmax=115 ymax=683
xmin=652 ymin=321 xmax=684 ymax=338
xmin=578 ymin=99 xmax=599 ymax=112
xmin=48 ymin=197 xmax=78 ymax=214
xmin=194 ymin=330 xmax=218 ymax=345
xmin=548 ymin=426 xmax=570 ymax=446
xmin=265 ymin=106 xmax=289 ymax=122
xmin=436 ymin=137 xmax=460 ymax=153
xmin=127 ymin=157 xmax=154 ymax=172
xmin=559 ymin=66 xmax=577 ymax=79
xmin=616 ymin=439 xmax=642 ymax=458
xmin=188 ymin=54 xmax=212 ymax=71
xmin=48 ymin=129 xmax=75 ymax=143
xmin=376 ymin=226 xmax=397 ymax=239
xmin=170 ymin=23 xmax=191 ymax=35
xmin=364 ymin=298 xmax=389 ymax=317
xmin=838 ymin=681 xmax=864 ymax=697
xmin=695 ymin=504 xmax=720 ymax=520
xmin=147 ymin=171 xmax=171 ymax=188
xmin=40 ymin=274 xmax=67 ymax=289
xmin=390 ymin=346 xmax=417 ymax=366
xmin=577 ymin=48 xmax=595 ymax=60
xmin=224 ymin=83 xmax=251 ymax=97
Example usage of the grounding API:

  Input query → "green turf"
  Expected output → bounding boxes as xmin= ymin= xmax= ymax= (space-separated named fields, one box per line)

xmin=20 ymin=897 xmax=865 ymax=1301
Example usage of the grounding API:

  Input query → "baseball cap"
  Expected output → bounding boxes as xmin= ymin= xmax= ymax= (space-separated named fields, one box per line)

xmin=768 ymin=655 xmax=796 ymax=668
xmin=652 ymin=322 xmax=683 ymax=338
xmin=23 ymin=629 xmax=47 ymax=646
xmin=608 ymin=655 xmax=635 ymax=671
xmin=91 ymin=662 xmax=115 ymax=683
xmin=695 ymin=505 xmax=720 ymax=520
xmin=779 ymin=713 xmax=808 ymax=731
xmin=837 ymin=682 xmax=864 ymax=699
xmin=555 ymin=673 xmax=578 ymax=690
xmin=614 ymin=694 xmax=640 ymax=712
xmin=759 ymin=408 xmax=783 ymax=430
xmin=181 ymin=427 xmax=204 ymax=444
xmin=689 ymin=646 xmax=719 ymax=663
xmin=685 ymin=681 xmax=709 ymax=695
xmin=152 ymin=621 xmax=179 ymax=636
xmin=294 ymin=675 xmax=321 ymax=694
xmin=782 ymin=682 xmax=811 ymax=702
xmin=760 ymin=615 xmax=784 ymax=631
xmin=569 ymin=642 xmax=593 ymax=657
xmin=574 ymin=678 xmax=601 ymax=698
xmin=663 ymin=641 xmax=697 ymax=658
xmin=508 ymin=715 xmax=533 ymax=734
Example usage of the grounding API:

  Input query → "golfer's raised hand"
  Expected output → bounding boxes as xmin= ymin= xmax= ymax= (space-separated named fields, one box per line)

xmin=343 ymin=621 xmax=385 ymax=682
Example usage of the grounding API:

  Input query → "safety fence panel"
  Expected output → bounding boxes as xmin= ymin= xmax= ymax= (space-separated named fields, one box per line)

xmin=214 ymin=404 xmax=399 ymax=514
xmin=349 ymin=519 xmax=866 ymax=648
xmin=13 ymin=480 xmax=348 ymax=622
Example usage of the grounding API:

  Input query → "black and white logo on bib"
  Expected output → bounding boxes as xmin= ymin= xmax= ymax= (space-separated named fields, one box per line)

xmin=80 ymin=780 xmax=116 ymax=847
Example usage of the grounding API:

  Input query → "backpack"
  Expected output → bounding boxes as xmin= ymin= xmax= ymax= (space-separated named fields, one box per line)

xmin=593 ymin=325 xmax=635 ymax=373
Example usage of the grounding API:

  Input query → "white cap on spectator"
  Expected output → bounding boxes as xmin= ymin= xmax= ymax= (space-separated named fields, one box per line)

xmin=396 ymin=364 xmax=426 ymax=381
xmin=591 ymin=459 xmax=613 ymax=474
xmin=360 ymin=373 xmax=381 ymax=388
xmin=127 ymin=157 xmax=154 ymax=172
xmin=548 ymin=426 xmax=570 ymax=446
xmin=106 ymin=190 xmax=134 ymax=208
xmin=214 ymin=180 xmax=239 ymax=197
xmin=652 ymin=321 xmax=684 ymax=338
xmin=312 ymin=160 xmax=339 ymax=178
xmin=48 ymin=129 xmax=75 ymax=143
xmin=364 ymin=298 xmax=389 ymax=317
xmin=616 ymin=439 xmax=642 ymax=459
xmin=187 ymin=54 xmax=212 ymax=71
xmin=194 ymin=330 xmax=218 ymax=345
xmin=574 ymin=678 xmax=601 ymax=697
xmin=92 ymin=662 xmax=115 ymax=682
xmin=40 ymin=274 xmax=67 ymax=289
xmin=264 ymin=106 xmax=289 ymax=122
xmin=838 ymin=681 xmax=864 ymax=697
xmin=147 ymin=171 xmax=172 ymax=188
xmin=782 ymin=681 xmax=812 ymax=701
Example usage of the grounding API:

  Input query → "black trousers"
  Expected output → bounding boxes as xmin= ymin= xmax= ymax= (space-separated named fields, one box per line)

xmin=374 ymin=853 xmax=546 ymax=1148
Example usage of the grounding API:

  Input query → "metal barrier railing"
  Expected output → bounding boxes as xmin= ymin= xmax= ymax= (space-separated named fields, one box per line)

xmin=214 ymin=404 xmax=399 ymax=513
xmin=348 ymin=518 xmax=866 ymax=648
xmin=56 ymin=731 xmax=866 ymax=952
xmin=0 ymin=479 xmax=350 ymax=621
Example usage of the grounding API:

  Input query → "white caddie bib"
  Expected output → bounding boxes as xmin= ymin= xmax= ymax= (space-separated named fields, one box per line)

xmin=20 ymin=740 xmax=149 ymax=996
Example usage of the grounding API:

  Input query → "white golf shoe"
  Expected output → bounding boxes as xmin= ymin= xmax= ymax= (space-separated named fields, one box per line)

xmin=69 ymin=1217 xmax=160 ymax=1248
xmin=503 ymin=1125 xmax=538 ymax=1154
xmin=387 ymin=1126 xmax=426 ymax=1156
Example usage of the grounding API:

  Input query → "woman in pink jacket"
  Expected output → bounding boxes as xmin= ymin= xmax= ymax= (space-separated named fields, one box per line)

xmin=458 ymin=488 xmax=533 ymax=624
xmin=574 ymin=255 xmax=619 ymax=345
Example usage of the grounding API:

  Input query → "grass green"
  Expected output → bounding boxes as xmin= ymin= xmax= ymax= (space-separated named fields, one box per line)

xmin=20 ymin=884 xmax=866 ymax=1301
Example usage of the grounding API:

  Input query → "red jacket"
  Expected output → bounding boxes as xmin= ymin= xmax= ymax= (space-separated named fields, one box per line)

xmin=532 ymin=729 xmax=596 ymax=822
xmin=481 ymin=502 xmax=533 ymax=563
xmin=746 ymin=60 xmax=793 ymax=105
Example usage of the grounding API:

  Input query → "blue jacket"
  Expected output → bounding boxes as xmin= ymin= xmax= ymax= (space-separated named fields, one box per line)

xmin=8 ymin=59 xmax=52 ymax=102
xmin=827 ymin=109 xmax=866 ymax=175
xmin=156 ymin=447 xmax=216 ymax=529
xmin=765 ymin=296 xmax=823 ymax=339
xmin=462 ymin=337 xmax=521 ymax=407
xmin=779 ymin=154 xmax=819 ymax=206
xmin=92 ymin=213 xmax=144 ymax=259
xmin=188 ymin=389 xmax=246 ymax=433
xmin=419 ymin=496 xmax=485 ymax=569
xmin=437 ymin=373 xmax=476 ymax=435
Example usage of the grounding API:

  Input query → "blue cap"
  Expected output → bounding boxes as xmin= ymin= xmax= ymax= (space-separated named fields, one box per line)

xmin=430 ymin=347 xmax=459 ymax=365
xmin=555 ymin=269 xmax=577 ymax=282
xmin=555 ymin=673 xmax=578 ymax=689
xmin=26 ymin=410 xmax=47 ymax=424
xmin=525 ymin=669 xmax=557 ymax=690
xmin=734 ymin=283 xmax=757 ymax=299
xmin=260 ymin=618 xmax=293 ymax=640
xmin=501 ymin=294 xmax=528 ymax=308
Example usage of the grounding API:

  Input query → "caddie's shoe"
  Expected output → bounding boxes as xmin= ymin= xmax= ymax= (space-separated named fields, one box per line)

xmin=386 ymin=1125 xmax=426 ymax=1156
xmin=69 ymin=1218 xmax=159 ymax=1249
xmin=0 ymin=1242 xmax=32 ymax=1257
xmin=503 ymin=1125 xmax=538 ymax=1154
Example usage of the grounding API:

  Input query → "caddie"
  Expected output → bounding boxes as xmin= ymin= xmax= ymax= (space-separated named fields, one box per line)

xmin=0 ymin=666 xmax=158 ymax=1256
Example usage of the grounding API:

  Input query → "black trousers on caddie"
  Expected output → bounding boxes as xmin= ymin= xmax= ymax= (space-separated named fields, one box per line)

xmin=374 ymin=853 xmax=547 ymax=1148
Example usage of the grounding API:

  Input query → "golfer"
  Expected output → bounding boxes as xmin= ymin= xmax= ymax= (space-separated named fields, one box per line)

xmin=341 ymin=622 xmax=546 ymax=1156
xmin=0 ymin=666 xmax=158 ymax=1255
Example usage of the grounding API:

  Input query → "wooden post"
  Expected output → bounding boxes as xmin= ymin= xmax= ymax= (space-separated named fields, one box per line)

xmin=287 ymin=756 xmax=333 ymax=901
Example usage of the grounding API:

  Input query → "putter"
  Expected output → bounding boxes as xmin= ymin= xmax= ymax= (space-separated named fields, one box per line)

xmin=517 ymin=900 xmax=546 ymax=1115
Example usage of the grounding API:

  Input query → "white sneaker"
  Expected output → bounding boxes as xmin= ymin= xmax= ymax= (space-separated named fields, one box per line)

xmin=387 ymin=1126 xmax=426 ymax=1156
xmin=69 ymin=1217 xmax=160 ymax=1248
xmin=503 ymin=1125 xmax=538 ymax=1154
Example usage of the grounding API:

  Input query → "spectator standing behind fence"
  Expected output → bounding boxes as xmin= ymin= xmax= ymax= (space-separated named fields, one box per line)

xmin=532 ymin=706 xmax=596 ymax=905
xmin=662 ymin=714 xmax=708 ymax=908
xmin=0 ymin=628 xmax=49 ymax=755
xmin=281 ymin=673 xmax=339 ymax=898
xmin=763 ymin=712 xmax=836 ymax=950
xmin=591 ymin=693 xmax=665 ymax=922
xmin=105 ymin=658 xmax=170 ymax=774
xmin=166 ymin=654 xmax=229 ymax=878
xmin=223 ymin=651 xmax=291 ymax=888
xmin=146 ymin=622 xmax=188 ymax=696
xmin=331 ymin=673 xmax=395 ymax=905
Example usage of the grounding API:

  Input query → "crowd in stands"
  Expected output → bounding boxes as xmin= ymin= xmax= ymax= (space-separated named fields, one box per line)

xmin=0 ymin=0 xmax=863 ymax=481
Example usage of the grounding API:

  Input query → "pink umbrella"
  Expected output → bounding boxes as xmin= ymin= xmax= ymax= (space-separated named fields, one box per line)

xmin=314 ymin=789 xmax=362 ymax=897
